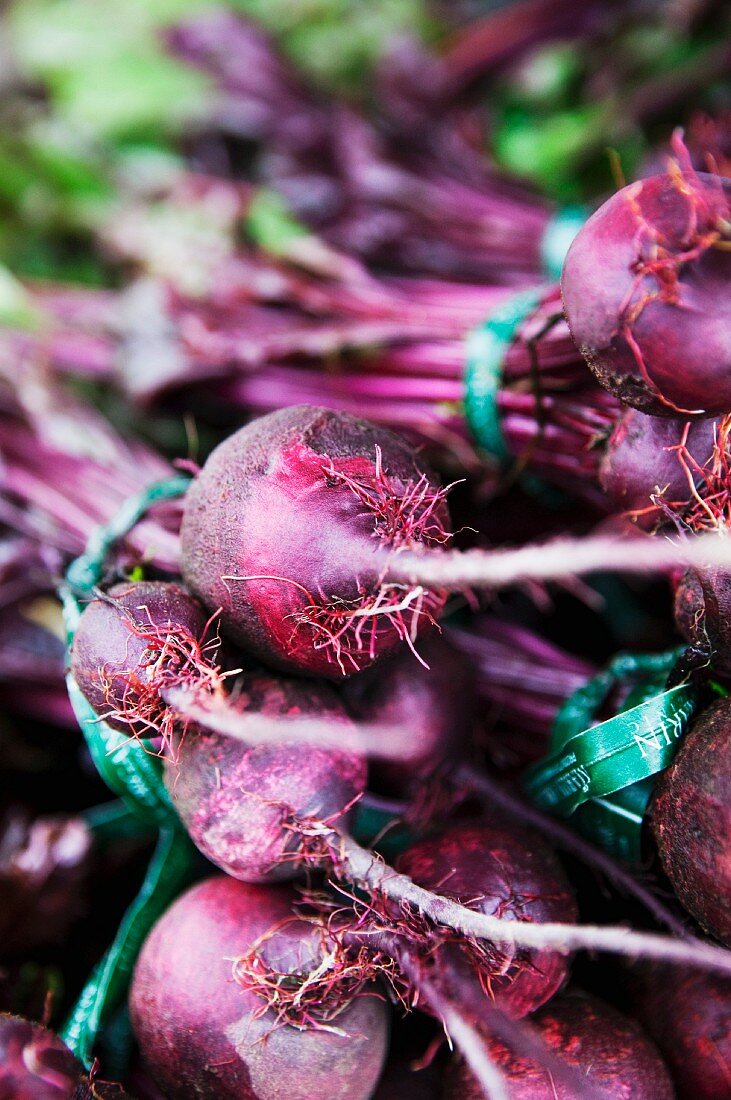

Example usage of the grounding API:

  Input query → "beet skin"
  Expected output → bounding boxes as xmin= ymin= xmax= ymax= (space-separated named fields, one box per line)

xmin=600 ymin=408 xmax=716 ymax=527
xmin=180 ymin=406 xmax=450 ymax=679
xmin=165 ymin=671 xmax=365 ymax=881
xmin=651 ymin=699 xmax=731 ymax=944
xmin=632 ymin=966 xmax=731 ymax=1100
xmin=129 ymin=875 xmax=389 ymax=1100
xmin=674 ymin=567 xmax=731 ymax=678
xmin=0 ymin=1013 xmax=82 ymax=1099
xmin=562 ymin=167 xmax=730 ymax=417
xmin=342 ymin=633 xmax=474 ymax=796
xmin=70 ymin=580 xmax=210 ymax=731
xmin=445 ymin=990 xmax=674 ymax=1099
xmin=396 ymin=821 xmax=577 ymax=1018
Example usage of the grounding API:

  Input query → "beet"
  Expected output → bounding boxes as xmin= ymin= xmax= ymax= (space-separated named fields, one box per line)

xmin=631 ymin=966 xmax=731 ymax=1100
xmin=70 ymin=580 xmax=214 ymax=736
xmin=341 ymin=633 xmax=474 ymax=797
xmin=165 ymin=670 xmax=366 ymax=881
xmin=600 ymin=408 xmax=716 ymax=526
xmin=129 ymin=875 xmax=389 ymax=1100
xmin=444 ymin=990 xmax=674 ymax=1100
xmin=650 ymin=699 xmax=731 ymax=944
xmin=562 ymin=165 xmax=731 ymax=417
xmin=674 ymin=567 xmax=731 ymax=677
xmin=0 ymin=1014 xmax=82 ymax=1099
xmin=180 ymin=406 xmax=450 ymax=679
xmin=395 ymin=820 xmax=577 ymax=1019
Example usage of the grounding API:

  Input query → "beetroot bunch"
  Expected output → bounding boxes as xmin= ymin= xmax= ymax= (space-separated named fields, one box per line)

xmin=2 ymin=7 xmax=731 ymax=1098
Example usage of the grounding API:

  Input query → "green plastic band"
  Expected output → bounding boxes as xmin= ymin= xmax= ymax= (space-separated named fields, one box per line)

xmin=60 ymin=475 xmax=197 ymax=1068
xmin=60 ymin=826 xmax=196 ymax=1067
xmin=525 ymin=680 xmax=696 ymax=818
xmin=551 ymin=649 xmax=683 ymax=747
xmin=571 ymin=779 xmax=654 ymax=864
xmin=540 ymin=206 xmax=587 ymax=280
xmin=66 ymin=674 xmax=174 ymax=824
xmin=463 ymin=287 xmax=544 ymax=460
xmin=525 ymin=648 xmax=698 ymax=862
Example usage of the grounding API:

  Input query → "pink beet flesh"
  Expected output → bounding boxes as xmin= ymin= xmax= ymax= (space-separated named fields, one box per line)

xmin=396 ymin=820 xmax=577 ymax=1019
xmin=129 ymin=875 xmax=389 ymax=1100
xmin=445 ymin=990 xmax=674 ymax=1099
xmin=165 ymin=670 xmax=366 ymax=881
xmin=562 ymin=168 xmax=730 ymax=417
xmin=180 ymin=406 xmax=450 ymax=678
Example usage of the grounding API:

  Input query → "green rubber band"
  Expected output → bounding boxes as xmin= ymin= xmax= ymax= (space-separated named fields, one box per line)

xmin=84 ymin=800 xmax=156 ymax=847
xmin=540 ymin=206 xmax=587 ymax=280
xmin=463 ymin=287 xmax=544 ymax=460
xmin=551 ymin=648 xmax=683 ymax=746
xmin=60 ymin=475 xmax=195 ymax=1068
xmin=61 ymin=826 xmax=198 ymax=1068
xmin=525 ymin=681 xmax=696 ymax=818
xmin=66 ymin=674 xmax=174 ymax=824
xmin=571 ymin=779 xmax=654 ymax=864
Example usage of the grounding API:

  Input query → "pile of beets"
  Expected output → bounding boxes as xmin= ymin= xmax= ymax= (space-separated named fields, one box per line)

xmin=0 ymin=7 xmax=730 ymax=1100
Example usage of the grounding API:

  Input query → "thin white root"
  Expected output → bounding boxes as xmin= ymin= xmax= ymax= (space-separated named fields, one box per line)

xmin=381 ymin=532 xmax=731 ymax=590
xmin=335 ymin=834 xmax=731 ymax=976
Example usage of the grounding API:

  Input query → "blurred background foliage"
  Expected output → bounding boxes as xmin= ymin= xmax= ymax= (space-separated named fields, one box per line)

xmin=0 ymin=0 xmax=727 ymax=284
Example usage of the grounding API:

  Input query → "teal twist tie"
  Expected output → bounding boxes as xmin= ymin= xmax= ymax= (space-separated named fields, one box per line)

xmin=464 ymin=287 xmax=545 ymax=461
xmin=540 ymin=206 xmax=587 ymax=280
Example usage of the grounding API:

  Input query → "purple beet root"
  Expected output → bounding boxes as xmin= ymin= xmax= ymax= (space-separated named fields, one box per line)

xmin=562 ymin=165 xmax=731 ymax=418
xmin=180 ymin=406 xmax=450 ymax=679
xmin=70 ymin=580 xmax=215 ymax=737
xmin=651 ymin=700 xmax=731 ymax=945
xmin=674 ymin=567 xmax=731 ymax=677
xmin=165 ymin=670 xmax=366 ymax=882
xmin=341 ymin=633 xmax=475 ymax=796
xmin=396 ymin=821 xmax=577 ymax=1019
xmin=600 ymin=408 xmax=716 ymax=527
xmin=0 ymin=1014 xmax=82 ymax=1099
xmin=631 ymin=966 xmax=731 ymax=1100
xmin=129 ymin=875 xmax=389 ymax=1100
xmin=444 ymin=990 xmax=674 ymax=1099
